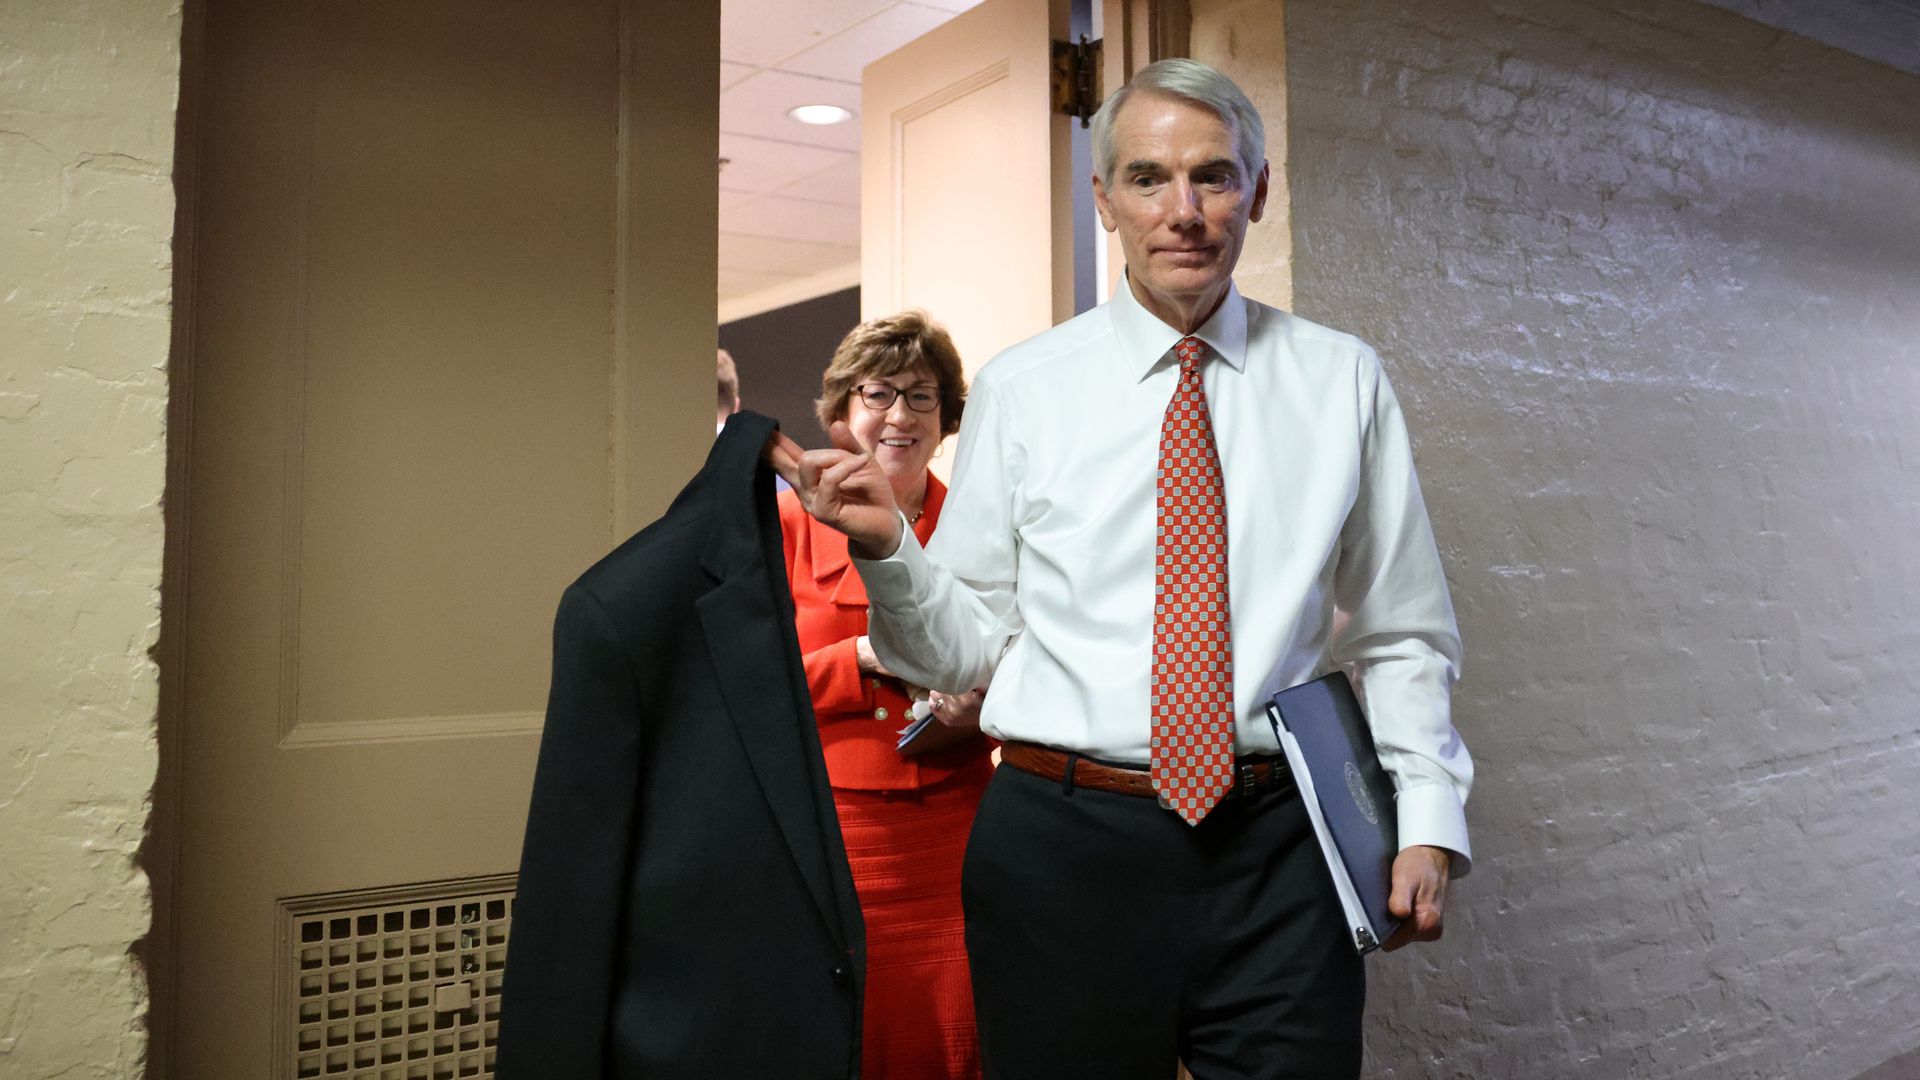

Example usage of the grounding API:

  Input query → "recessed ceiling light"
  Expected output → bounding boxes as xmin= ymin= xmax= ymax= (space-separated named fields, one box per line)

xmin=787 ymin=104 xmax=853 ymax=126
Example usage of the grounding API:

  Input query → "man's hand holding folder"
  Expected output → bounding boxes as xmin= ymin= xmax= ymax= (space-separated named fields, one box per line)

xmin=1268 ymin=671 xmax=1465 ymax=954
xmin=1382 ymin=845 xmax=1452 ymax=951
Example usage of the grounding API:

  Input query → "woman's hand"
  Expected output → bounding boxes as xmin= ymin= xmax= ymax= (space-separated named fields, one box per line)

xmin=854 ymin=636 xmax=895 ymax=678
xmin=765 ymin=425 xmax=904 ymax=558
xmin=927 ymin=688 xmax=984 ymax=730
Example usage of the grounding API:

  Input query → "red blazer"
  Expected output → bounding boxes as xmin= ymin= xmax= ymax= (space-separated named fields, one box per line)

xmin=778 ymin=476 xmax=990 ymax=792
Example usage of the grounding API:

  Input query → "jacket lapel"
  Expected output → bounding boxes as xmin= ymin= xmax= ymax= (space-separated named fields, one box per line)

xmin=694 ymin=414 xmax=852 ymax=948
xmin=813 ymin=516 xmax=867 ymax=608
xmin=816 ymin=475 xmax=947 ymax=609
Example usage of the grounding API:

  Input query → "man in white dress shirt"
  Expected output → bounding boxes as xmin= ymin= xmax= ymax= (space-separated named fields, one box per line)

xmin=769 ymin=58 xmax=1471 ymax=1080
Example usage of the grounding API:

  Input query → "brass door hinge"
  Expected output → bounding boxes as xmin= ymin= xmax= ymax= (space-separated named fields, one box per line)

xmin=1051 ymin=35 xmax=1104 ymax=127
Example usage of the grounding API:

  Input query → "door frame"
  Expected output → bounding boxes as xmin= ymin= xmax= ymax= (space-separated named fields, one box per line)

xmin=147 ymin=0 xmax=205 ymax=1066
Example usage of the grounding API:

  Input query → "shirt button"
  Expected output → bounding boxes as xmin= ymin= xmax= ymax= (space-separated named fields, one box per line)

xmin=831 ymin=964 xmax=851 ymax=987
xmin=874 ymin=707 xmax=889 ymax=722
xmin=870 ymin=679 xmax=881 ymax=691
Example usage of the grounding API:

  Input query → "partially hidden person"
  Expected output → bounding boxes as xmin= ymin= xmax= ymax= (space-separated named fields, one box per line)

xmin=778 ymin=311 xmax=993 ymax=1080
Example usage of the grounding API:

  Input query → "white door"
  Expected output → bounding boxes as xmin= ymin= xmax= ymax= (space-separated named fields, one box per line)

xmin=861 ymin=0 xmax=1077 ymax=477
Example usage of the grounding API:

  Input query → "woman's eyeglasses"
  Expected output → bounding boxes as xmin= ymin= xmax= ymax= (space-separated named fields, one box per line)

xmin=855 ymin=382 xmax=941 ymax=413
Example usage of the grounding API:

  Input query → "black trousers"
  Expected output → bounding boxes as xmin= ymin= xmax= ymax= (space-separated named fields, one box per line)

xmin=961 ymin=761 xmax=1364 ymax=1080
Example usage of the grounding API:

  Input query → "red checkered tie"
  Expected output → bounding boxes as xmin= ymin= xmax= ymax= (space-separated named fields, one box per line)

xmin=1150 ymin=335 xmax=1235 ymax=825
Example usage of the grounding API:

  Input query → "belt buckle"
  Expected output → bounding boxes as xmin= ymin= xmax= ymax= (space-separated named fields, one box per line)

xmin=1237 ymin=763 xmax=1257 ymax=799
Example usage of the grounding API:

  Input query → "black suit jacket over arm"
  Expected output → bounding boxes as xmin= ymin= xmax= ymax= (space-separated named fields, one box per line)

xmin=498 ymin=414 xmax=866 ymax=1079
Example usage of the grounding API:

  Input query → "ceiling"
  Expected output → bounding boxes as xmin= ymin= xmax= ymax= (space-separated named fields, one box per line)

xmin=718 ymin=0 xmax=985 ymax=321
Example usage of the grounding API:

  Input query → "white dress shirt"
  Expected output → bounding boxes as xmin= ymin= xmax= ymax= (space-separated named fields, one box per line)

xmin=854 ymin=280 xmax=1474 ymax=863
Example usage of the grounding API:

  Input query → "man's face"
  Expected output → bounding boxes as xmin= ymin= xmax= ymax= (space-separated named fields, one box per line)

xmin=1093 ymin=93 xmax=1268 ymax=325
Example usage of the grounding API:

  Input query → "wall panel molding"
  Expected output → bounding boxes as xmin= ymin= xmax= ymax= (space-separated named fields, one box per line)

xmin=275 ymin=0 xmax=319 ymax=746
xmin=280 ymin=711 xmax=542 ymax=749
xmin=888 ymin=61 xmax=1013 ymax=313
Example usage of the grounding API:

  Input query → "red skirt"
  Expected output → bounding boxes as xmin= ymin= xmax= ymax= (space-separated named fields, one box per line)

xmin=833 ymin=763 xmax=990 ymax=1080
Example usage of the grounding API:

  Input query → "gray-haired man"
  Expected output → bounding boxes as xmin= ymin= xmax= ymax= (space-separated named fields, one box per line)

xmin=770 ymin=58 xmax=1471 ymax=1079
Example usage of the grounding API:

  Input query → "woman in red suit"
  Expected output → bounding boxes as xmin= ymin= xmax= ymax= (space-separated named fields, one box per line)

xmin=778 ymin=311 xmax=990 ymax=1080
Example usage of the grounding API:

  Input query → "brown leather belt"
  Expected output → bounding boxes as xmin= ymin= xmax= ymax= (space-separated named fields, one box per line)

xmin=1001 ymin=741 xmax=1294 ymax=803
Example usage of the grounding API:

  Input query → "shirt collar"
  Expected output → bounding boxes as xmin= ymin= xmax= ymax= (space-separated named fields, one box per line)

xmin=1110 ymin=272 xmax=1249 ymax=382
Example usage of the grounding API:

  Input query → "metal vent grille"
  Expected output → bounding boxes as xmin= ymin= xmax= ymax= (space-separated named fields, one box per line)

xmin=278 ymin=876 xmax=515 ymax=1080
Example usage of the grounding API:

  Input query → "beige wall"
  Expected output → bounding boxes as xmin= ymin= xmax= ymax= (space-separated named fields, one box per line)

xmin=0 ymin=0 xmax=179 ymax=1073
xmin=1224 ymin=0 xmax=1920 ymax=1076
xmin=1189 ymin=0 xmax=1291 ymax=310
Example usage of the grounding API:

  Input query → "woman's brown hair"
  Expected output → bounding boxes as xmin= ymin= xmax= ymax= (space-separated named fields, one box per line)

xmin=815 ymin=310 xmax=966 ymax=438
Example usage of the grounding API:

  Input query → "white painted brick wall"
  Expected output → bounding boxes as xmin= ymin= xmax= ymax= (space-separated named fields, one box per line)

xmin=1274 ymin=1 xmax=1920 ymax=1076
xmin=0 ymin=0 xmax=178 ymax=1073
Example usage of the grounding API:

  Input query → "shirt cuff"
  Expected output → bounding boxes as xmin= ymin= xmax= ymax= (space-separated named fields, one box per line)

xmin=849 ymin=513 xmax=927 ymax=609
xmin=1395 ymin=782 xmax=1473 ymax=878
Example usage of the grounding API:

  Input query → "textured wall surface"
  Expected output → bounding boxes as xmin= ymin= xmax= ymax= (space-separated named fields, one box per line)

xmin=0 ymin=0 xmax=178 ymax=1073
xmin=1280 ymin=1 xmax=1920 ymax=1077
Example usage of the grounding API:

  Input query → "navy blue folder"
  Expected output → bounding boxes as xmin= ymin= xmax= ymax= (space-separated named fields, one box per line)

xmin=1265 ymin=672 xmax=1401 ymax=953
